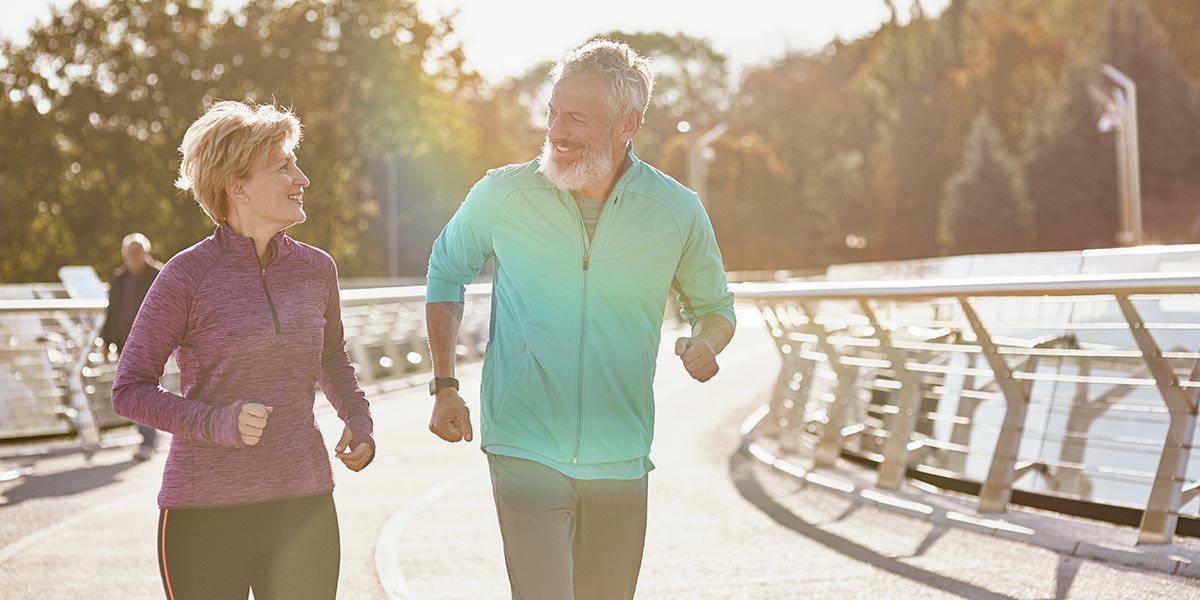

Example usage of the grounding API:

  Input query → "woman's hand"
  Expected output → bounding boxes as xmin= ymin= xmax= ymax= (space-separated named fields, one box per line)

xmin=334 ymin=425 xmax=374 ymax=472
xmin=237 ymin=403 xmax=273 ymax=446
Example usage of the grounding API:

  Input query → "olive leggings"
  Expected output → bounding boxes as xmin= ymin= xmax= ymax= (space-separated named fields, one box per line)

xmin=157 ymin=492 xmax=339 ymax=600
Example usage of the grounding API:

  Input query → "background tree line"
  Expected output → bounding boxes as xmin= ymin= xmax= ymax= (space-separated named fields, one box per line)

xmin=1 ymin=0 xmax=1198 ymax=282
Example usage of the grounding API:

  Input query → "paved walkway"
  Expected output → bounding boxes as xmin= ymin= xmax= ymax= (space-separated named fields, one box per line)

xmin=2 ymin=307 xmax=1198 ymax=598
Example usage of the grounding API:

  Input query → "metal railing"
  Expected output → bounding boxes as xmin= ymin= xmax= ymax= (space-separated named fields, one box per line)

xmin=0 ymin=285 xmax=492 ymax=449
xmin=732 ymin=272 xmax=1200 ymax=545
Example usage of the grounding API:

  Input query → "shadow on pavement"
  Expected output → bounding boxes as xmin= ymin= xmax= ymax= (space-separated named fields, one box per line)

xmin=0 ymin=459 xmax=139 ymax=506
xmin=729 ymin=449 xmax=1020 ymax=600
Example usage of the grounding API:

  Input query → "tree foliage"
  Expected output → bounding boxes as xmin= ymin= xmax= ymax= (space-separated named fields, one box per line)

xmin=3 ymin=0 xmax=1199 ymax=282
xmin=0 ymin=0 xmax=479 ymax=281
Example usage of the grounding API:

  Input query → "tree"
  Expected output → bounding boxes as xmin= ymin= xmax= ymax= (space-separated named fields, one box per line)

xmin=941 ymin=113 xmax=1031 ymax=254
xmin=1023 ymin=62 xmax=1119 ymax=250
xmin=0 ymin=0 xmax=480 ymax=281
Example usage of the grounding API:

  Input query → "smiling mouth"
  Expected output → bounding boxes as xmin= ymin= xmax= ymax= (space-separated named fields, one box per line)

xmin=288 ymin=193 xmax=304 ymax=204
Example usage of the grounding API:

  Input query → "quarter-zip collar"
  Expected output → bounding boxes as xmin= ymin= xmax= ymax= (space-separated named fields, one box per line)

xmin=213 ymin=224 xmax=293 ymax=269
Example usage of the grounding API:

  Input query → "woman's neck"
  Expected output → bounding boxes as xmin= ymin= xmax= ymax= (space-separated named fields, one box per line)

xmin=226 ymin=217 xmax=278 ymax=266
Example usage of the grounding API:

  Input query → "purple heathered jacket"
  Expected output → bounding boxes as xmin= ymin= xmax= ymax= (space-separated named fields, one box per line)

xmin=112 ymin=225 xmax=374 ymax=508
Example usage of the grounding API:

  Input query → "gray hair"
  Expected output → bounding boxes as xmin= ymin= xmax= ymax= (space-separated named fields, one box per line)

xmin=550 ymin=39 xmax=655 ymax=124
xmin=122 ymin=232 xmax=151 ymax=253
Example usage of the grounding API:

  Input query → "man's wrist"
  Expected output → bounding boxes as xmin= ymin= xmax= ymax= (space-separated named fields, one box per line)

xmin=429 ymin=376 xmax=460 ymax=396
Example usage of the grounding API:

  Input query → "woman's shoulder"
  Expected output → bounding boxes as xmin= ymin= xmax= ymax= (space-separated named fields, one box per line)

xmin=159 ymin=235 xmax=222 ymax=283
xmin=284 ymin=237 xmax=337 ymax=274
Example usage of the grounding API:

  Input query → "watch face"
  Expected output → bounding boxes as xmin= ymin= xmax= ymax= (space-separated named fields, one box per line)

xmin=429 ymin=379 xmax=438 ymax=395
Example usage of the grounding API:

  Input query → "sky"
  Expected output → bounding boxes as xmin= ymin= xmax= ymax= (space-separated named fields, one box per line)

xmin=1 ymin=0 xmax=949 ymax=82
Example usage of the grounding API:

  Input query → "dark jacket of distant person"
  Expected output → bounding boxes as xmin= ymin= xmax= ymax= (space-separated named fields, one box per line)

xmin=100 ymin=260 xmax=163 ymax=352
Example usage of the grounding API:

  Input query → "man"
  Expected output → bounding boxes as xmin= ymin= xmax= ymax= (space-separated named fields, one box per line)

xmin=100 ymin=232 xmax=162 ymax=461
xmin=425 ymin=39 xmax=735 ymax=600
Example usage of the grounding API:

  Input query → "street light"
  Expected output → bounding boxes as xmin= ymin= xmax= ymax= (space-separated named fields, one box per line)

xmin=1089 ymin=63 xmax=1143 ymax=246
xmin=678 ymin=120 xmax=727 ymax=207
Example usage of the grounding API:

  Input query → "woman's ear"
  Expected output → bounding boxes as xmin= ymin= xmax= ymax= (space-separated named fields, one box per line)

xmin=226 ymin=181 xmax=248 ymax=203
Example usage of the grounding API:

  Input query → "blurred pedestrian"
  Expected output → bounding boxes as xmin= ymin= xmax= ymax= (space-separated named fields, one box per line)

xmin=112 ymin=100 xmax=375 ymax=600
xmin=99 ymin=232 xmax=163 ymax=461
xmin=425 ymin=39 xmax=736 ymax=600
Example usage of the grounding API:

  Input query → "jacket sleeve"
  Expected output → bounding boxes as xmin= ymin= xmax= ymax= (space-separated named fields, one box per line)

xmin=317 ymin=257 xmax=374 ymax=454
xmin=425 ymin=175 xmax=503 ymax=303
xmin=110 ymin=258 xmax=245 ymax=448
xmin=672 ymin=195 xmax=737 ymax=329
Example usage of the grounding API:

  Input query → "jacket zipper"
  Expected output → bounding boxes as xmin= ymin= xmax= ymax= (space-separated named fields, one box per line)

xmin=260 ymin=266 xmax=282 ymax=335
xmin=571 ymin=194 xmax=616 ymax=464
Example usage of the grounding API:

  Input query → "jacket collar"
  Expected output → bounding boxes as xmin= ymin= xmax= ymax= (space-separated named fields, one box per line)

xmin=213 ymin=224 xmax=293 ymax=268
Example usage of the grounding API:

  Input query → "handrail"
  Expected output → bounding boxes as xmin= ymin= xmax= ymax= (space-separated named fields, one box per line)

xmin=736 ymin=273 xmax=1200 ymax=546
xmin=731 ymin=271 xmax=1200 ymax=300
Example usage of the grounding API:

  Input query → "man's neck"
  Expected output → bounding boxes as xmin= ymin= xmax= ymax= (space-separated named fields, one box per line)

xmin=574 ymin=151 xmax=632 ymax=201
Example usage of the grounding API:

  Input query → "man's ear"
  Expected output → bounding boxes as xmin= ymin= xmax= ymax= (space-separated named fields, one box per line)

xmin=620 ymin=110 xmax=642 ymax=140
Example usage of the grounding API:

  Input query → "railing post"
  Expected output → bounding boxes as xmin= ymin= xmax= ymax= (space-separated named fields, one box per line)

xmin=801 ymin=302 xmax=860 ymax=468
xmin=1115 ymin=295 xmax=1200 ymax=545
xmin=860 ymin=300 xmax=923 ymax=489
xmin=758 ymin=303 xmax=793 ymax=441
xmin=68 ymin=315 xmax=104 ymax=455
xmin=961 ymin=298 xmax=1033 ymax=514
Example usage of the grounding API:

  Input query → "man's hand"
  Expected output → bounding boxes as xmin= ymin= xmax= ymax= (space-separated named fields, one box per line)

xmin=429 ymin=389 xmax=473 ymax=443
xmin=675 ymin=337 xmax=719 ymax=382
xmin=334 ymin=425 xmax=374 ymax=472
xmin=237 ymin=403 xmax=273 ymax=446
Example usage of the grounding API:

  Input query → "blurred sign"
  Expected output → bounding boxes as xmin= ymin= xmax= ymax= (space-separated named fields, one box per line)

xmin=57 ymin=266 xmax=106 ymax=299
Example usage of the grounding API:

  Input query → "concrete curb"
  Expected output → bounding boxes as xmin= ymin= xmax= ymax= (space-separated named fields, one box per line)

xmin=738 ymin=407 xmax=1199 ymax=579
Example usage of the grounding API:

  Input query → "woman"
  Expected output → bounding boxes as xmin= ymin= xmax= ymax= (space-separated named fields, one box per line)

xmin=112 ymin=100 xmax=375 ymax=600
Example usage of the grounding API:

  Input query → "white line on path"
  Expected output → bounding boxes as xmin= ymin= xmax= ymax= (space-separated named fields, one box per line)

xmin=374 ymin=472 xmax=475 ymax=600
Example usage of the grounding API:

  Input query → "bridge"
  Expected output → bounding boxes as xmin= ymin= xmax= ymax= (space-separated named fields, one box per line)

xmin=1 ymin=246 xmax=1199 ymax=598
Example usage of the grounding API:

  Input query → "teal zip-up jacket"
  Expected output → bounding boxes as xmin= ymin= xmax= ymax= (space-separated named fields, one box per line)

xmin=426 ymin=150 xmax=735 ymax=465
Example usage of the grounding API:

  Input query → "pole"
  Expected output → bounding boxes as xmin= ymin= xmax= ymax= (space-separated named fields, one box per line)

xmin=1101 ymin=64 xmax=1143 ymax=245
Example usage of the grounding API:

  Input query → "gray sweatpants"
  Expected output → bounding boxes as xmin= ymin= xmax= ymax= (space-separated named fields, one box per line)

xmin=487 ymin=453 xmax=649 ymax=600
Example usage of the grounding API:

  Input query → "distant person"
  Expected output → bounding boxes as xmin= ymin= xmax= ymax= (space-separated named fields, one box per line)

xmin=425 ymin=39 xmax=736 ymax=600
xmin=100 ymin=232 xmax=163 ymax=461
xmin=112 ymin=100 xmax=375 ymax=600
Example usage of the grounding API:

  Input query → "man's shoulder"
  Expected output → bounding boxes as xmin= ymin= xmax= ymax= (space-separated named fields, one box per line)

xmin=476 ymin=158 xmax=556 ymax=196
xmin=623 ymin=159 xmax=700 ymax=209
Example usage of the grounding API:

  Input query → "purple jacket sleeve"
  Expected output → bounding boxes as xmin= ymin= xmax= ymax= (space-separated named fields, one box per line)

xmin=110 ymin=259 xmax=246 ymax=448
xmin=317 ymin=259 xmax=375 ymax=454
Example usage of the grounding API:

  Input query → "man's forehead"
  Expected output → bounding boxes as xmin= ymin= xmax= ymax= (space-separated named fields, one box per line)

xmin=550 ymin=74 xmax=609 ymax=110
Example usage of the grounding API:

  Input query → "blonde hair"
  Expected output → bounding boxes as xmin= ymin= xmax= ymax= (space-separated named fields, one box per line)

xmin=551 ymin=39 xmax=655 ymax=124
xmin=175 ymin=100 xmax=302 ymax=224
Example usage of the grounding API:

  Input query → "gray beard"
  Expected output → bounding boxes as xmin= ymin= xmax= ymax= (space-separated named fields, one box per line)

xmin=537 ymin=136 xmax=614 ymax=193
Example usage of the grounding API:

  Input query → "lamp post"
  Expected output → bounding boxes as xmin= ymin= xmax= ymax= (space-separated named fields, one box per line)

xmin=678 ymin=120 xmax=727 ymax=207
xmin=1090 ymin=63 xmax=1143 ymax=246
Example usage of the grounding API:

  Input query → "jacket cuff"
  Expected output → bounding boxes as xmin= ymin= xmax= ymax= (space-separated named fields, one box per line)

xmin=424 ymin=275 xmax=466 ymax=304
xmin=209 ymin=401 xmax=248 ymax=448
xmin=347 ymin=415 xmax=375 ymax=452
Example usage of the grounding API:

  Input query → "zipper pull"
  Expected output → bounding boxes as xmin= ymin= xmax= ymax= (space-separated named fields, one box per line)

xmin=261 ymin=267 xmax=266 ymax=276
xmin=583 ymin=251 xmax=590 ymax=271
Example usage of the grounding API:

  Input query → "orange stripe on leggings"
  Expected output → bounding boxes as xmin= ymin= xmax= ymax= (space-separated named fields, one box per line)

xmin=160 ymin=509 xmax=175 ymax=600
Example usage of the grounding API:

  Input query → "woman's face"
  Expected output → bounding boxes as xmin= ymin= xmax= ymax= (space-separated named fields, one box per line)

xmin=238 ymin=148 xmax=310 ymax=231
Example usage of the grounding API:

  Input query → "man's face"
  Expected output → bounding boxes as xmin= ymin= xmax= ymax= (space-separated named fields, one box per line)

xmin=538 ymin=73 xmax=621 ymax=193
xmin=122 ymin=241 xmax=147 ymax=273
